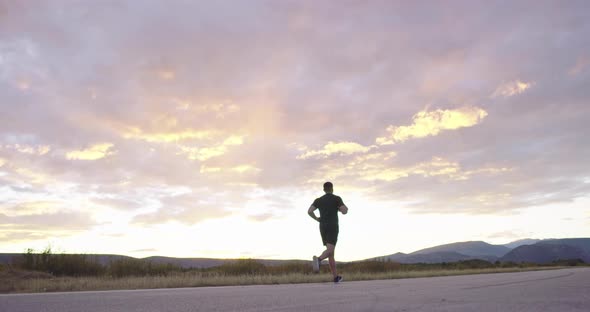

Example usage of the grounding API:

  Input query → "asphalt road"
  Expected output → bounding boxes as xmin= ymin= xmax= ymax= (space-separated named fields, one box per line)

xmin=1 ymin=268 xmax=589 ymax=312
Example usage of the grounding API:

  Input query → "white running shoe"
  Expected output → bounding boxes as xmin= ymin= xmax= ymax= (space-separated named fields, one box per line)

xmin=312 ymin=256 xmax=320 ymax=273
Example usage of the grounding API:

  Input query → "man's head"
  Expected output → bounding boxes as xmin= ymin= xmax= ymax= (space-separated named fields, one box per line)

xmin=323 ymin=181 xmax=333 ymax=193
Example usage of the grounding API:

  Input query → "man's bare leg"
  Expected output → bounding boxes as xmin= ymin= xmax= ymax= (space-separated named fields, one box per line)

xmin=318 ymin=243 xmax=337 ymax=278
xmin=328 ymin=252 xmax=337 ymax=278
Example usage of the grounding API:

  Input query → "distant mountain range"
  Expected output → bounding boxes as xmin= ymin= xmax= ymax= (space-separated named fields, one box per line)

xmin=500 ymin=238 xmax=590 ymax=264
xmin=502 ymin=239 xmax=541 ymax=249
xmin=370 ymin=238 xmax=590 ymax=264
xmin=373 ymin=241 xmax=506 ymax=264
xmin=413 ymin=241 xmax=510 ymax=258
xmin=1 ymin=238 xmax=588 ymax=267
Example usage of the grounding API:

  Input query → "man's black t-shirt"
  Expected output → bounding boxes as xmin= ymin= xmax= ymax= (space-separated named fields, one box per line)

xmin=312 ymin=193 xmax=344 ymax=224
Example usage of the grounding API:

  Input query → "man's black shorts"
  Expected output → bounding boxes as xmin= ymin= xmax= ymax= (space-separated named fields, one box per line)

xmin=320 ymin=223 xmax=339 ymax=246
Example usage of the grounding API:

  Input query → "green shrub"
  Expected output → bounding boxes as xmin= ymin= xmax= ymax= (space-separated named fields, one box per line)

xmin=108 ymin=258 xmax=182 ymax=277
xmin=15 ymin=247 xmax=103 ymax=276
xmin=552 ymin=258 xmax=585 ymax=266
xmin=217 ymin=259 xmax=267 ymax=275
xmin=50 ymin=254 xmax=104 ymax=276
xmin=267 ymin=262 xmax=311 ymax=275
xmin=341 ymin=261 xmax=401 ymax=273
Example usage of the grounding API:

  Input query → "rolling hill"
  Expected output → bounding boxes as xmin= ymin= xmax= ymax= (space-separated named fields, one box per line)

xmin=502 ymin=239 xmax=541 ymax=249
xmin=412 ymin=241 xmax=510 ymax=258
xmin=500 ymin=238 xmax=590 ymax=264
xmin=374 ymin=241 xmax=512 ymax=263
xmin=380 ymin=251 xmax=474 ymax=264
xmin=538 ymin=238 xmax=590 ymax=254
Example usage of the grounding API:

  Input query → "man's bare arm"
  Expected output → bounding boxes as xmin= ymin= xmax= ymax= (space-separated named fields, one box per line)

xmin=338 ymin=204 xmax=348 ymax=215
xmin=308 ymin=205 xmax=320 ymax=222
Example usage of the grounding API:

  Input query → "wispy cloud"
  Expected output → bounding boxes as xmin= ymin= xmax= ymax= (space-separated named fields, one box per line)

xmin=311 ymin=154 xmax=510 ymax=184
xmin=2 ymin=201 xmax=62 ymax=215
xmin=171 ymin=99 xmax=240 ymax=118
xmin=0 ymin=231 xmax=47 ymax=243
xmin=91 ymin=197 xmax=143 ymax=211
xmin=200 ymin=164 xmax=260 ymax=174
xmin=132 ymin=192 xmax=233 ymax=225
xmin=297 ymin=141 xmax=373 ymax=159
xmin=376 ymin=107 xmax=488 ymax=145
xmin=0 ymin=211 xmax=97 ymax=231
xmin=178 ymin=135 xmax=245 ymax=161
xmin=122 ymin=127 xmax=215 ymax=143
xmin=2 ymin=144 xmax=50 ymax=155
xmin=66 ymin=143 xmax=114 ymax=160
xmin=158 ymin=70 xmax=175 ymax=80
xmin=131 ymin=248 xmax=158 ymax=253
xmin=491 ymin=80 xmax=534 ymax=98
xmin=12 ymin=166 xmax=54 ymax=185
xmin=569 ymin=57 xmax=590 ymax=76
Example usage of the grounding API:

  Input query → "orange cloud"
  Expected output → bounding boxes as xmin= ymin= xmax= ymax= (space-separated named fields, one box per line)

xmin=361 ymin=157 xmax=460 ymax=182
xmin=361 ymin=157 xmax=511 ymax=182
xmin=170 ymin=97 xmax=240 ymax=117
xmin=200 ymin=164 xmax=260 ymax=174
xmin=297 ymin=141 xmax=373 ymax=159
xmin=14 ymin=167 xmax=53 ymax=184
xmin=179 ymin=135 xmax=244 ymax=161
xmin=466 ymin=192 xmax=512 ymax=204
xmin=310 ymin=153 xmax=510 ymax=184
xmin=1 ymin=201 xmax=62 ymax=216
xmin=4 ymin=144 xmax=51 ymax=155
xmin=122 ymin=127 xmax=215 ymax=143
xmin=66 ymin=143 xmax=114 ymax=160
xmin=376 ymin=107 xmax=488 ymax=145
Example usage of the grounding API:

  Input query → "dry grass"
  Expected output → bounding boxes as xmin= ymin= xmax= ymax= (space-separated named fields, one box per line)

xmin=2 ymin=267 xmax=562 ymax=294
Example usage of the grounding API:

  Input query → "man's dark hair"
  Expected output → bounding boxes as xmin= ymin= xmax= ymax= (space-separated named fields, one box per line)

xmin=323 ymin=181 xmax=333 ymax=191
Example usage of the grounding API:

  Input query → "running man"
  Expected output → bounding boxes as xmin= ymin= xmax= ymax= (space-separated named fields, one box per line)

xmin=308 ymin=181 xmax=348 ymax=283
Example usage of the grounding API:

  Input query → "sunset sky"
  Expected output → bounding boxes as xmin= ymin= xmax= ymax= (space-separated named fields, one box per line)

xmin=1 ymin=1 xmax=589 ymax=261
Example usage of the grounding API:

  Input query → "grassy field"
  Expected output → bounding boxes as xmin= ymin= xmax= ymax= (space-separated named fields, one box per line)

xmin=2 ymin=250 xmax=582 ymax=293
xmin=1 ymin=266 xmax=563 ymax=294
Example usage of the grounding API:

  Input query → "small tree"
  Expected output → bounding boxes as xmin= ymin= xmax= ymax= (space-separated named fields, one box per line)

xmin=22 ymin=248 xmax=35 ymax=270
xmin=39 ymin=246 xmax=52 ymax=272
